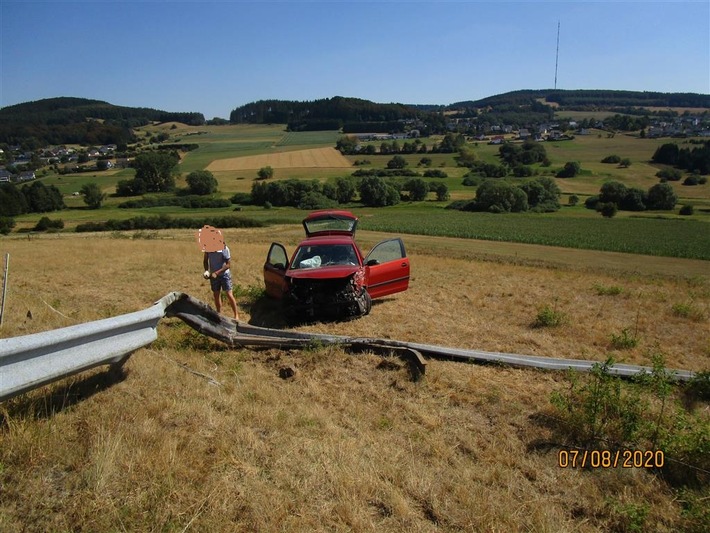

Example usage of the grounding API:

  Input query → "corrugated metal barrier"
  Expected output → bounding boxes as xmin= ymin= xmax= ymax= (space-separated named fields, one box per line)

xmin=0 ymin=291 xmax=696 ymax=402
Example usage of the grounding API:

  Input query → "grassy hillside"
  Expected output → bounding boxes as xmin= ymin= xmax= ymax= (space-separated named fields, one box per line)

xmin=0 ymin=229 xmax=707 ymax=531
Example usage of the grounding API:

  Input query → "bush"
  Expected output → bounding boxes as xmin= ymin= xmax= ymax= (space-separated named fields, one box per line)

xmin=683 ymin=175 xmax=702 ymax=186
xmin=568 ymin=195 xmax=579 ymax=206
xmin=656 ymin=168 xmax=683 ymax=182
xmin=556 ymin=161 xmax=581 ymax=178
xmin=584 ymin=195 xmax=600 ymax=210
xmin=34 ymin=216 xmax=64 ymax=231
xmin=598 ymin=202 xmax=618 ymax=218
xmin=532 ymin=304 xmax=566 ymax=328
xmin=0 ymin=216 xmax=15 ymax=235
xmin=601 ymin=154 xmax=621 ymax=164
xmin=679 ymin=204 xmax=694 ymax=216
xmin=422 ymin=169 xmax=448 ymax=178
xmin=297 ymin=191 xmax=338 ymax=210
xmin=230 ymin=192 xmax=252 ymax=205
xmin=474 ymin=180 xmax=528 ymax=213
xmin=647 ymin=182 xmax=678 ymax=210
xmin=185 ymin=170 xmax=218 ymax=195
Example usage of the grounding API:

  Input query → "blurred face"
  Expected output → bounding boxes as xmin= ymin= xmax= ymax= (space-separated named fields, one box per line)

xmin=197 ymin=225 xmax=224 ymax=252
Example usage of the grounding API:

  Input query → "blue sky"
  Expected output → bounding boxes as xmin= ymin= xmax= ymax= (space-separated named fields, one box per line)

xmin=1 ymin=1 xmax=708 ymax=119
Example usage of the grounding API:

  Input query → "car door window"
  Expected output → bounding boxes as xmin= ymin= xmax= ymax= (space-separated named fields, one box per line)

xmin=267 ymin=243 xmax=288 ymax=270
xmin=366 ymin=238 xmax=406 ymax=265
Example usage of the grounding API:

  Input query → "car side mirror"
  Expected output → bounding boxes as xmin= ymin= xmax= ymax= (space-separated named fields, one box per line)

xmin=366 ymin=259 xmax=380 ymax=266
xmin=272 ymin=262 xmax=286 ymax=270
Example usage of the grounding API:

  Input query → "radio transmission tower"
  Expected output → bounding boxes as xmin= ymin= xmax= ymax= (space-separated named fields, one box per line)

xmin=554 ymin=21 xmax=560 ymax=90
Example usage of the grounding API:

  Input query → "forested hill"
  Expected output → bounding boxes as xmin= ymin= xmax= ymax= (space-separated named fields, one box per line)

xmin=0 ymin=97 xmax=205 ymax=147
xmin=451 ymin=89 xmax=710 ymax=110
xmin=229 ymin=96 xmax=419 ymax=132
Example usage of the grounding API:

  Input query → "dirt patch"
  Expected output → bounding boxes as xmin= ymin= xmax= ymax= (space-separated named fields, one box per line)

xmin=207 ymin=147 xmax=352 ymax=172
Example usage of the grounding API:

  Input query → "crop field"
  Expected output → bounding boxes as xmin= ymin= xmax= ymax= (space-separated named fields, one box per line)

xmin=206 ymin=147 xmax=352 ymax=172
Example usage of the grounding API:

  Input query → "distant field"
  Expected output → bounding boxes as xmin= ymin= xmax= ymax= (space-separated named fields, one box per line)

xmin=206 ymin=147 xmax=352 ymax=172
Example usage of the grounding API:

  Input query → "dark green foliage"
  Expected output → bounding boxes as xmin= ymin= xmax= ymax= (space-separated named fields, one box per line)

xmin=550 ymin=358 xmax=644 ymax=447
xmin=498 ymin=140 xmax=547 ymax=166
xmin=428 ymin=182 xmax=450 ymax=201
xmin=598 ymin=202 xmax=618 ymax=218
xmin=556 ymin=161 xmax=581 ymax=178
xmin=462 ymin=175 xmax=482 ymax=187
xmin=33 ymin=216 xmax=64 ymax=231
xmin=386 ymin=155 xmax=407 ymax=169
xmin=351 ymin=168 xmax=419 ymax=178
xmin=683 ymin=175 xmax=705 ymax=186
xmin=512 ymin=164 xmax=535 ymax=177
xmin=80 ymin=182 xmax=106 ymax=209
xmin=336 ymin=135 xmax=359 ymax=155
xmin=656 ymin=168 xmax=683 ymax=182
xmin=473 ymin=180 xmax=528 ymax=213
xmin=0 ymin=97 xmax=203 ymax=146
xmin=585 ymin=195 xmax=600 ymax=210
xmin=335 ymin=177 xmax=356 ymax=204
xmin=464 ymin=161 xmax=508 ymax=178
xmin=0 ymin=183 xmax=28 ymax=216
xmin=257 ymin=166 xmax=274 ymax=180
xmin=679 ymin=204 xmax=694 ymax=216
xmin=358 ymin=176 xmax=400 ymax=207
xmin=653 ymin=142 xmax=680 ymax=165
xmin=118 ymin=196 xmax=231 ymax=209
xmin=116 ymin=178 xmax=147 ymax=196
xmin=127 ymin=152 xmax=179 ymax=193
xmin=21 ymin=181 xmax=65 ymax=213
xmin=75 ymin=215 xmax=263 ymax=233
xmin=599 ymin=181 xmax=628 ymax=205
xmin=230 ymin=192 xmax=252 ymax=205
xmin=647 ymin=183 xmax=678 ymax=210
xmin=568 ymin=195 xmax=579 ymax=206
xmin=619 ymin=188 xmax=648 ymax=212
xmin=403 ymin=178 xmax=428 ymax=201
xmin=431 ymin=133 xmax=466 ymax=153
xmin=250 ymin=178 xmax=344 ymax=208
xmin=230 ymin=96 xmax=416 ymax=127
xmin=422 ymin=169 xmax=448 ymax=178
xmin=0 ymin=216 xmax=15 ymax=235
xmin=601 ymin=154 xmax=622 ymax=164
xmin=297 ymin=191 xmax=338 ymax=210
xmin=185 ymin=170 xmax=218 ymax=195
xmin=518 ymin=177 xmax=560 ymax=212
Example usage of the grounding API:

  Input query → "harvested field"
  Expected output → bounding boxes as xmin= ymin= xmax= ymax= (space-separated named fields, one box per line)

xmin=206 ymin=147 xmax=352 ymax=172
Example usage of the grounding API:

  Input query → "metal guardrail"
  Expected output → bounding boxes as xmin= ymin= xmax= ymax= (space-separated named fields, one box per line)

xmin=0 ymin=292 xmax=182 ymax=402
xmin=0 ymin=291 xmax=697 ymax=403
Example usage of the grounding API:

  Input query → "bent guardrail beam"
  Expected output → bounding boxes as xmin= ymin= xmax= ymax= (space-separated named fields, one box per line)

xmin=0 ymin=291 xmax=697 ymax=403
xmin=165 ymin=293 xmax=696 ymax=382
xmin=0 ymin=292 xmax=183 ymax=402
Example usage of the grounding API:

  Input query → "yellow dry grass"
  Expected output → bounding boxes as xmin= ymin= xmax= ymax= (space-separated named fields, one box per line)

xmin=206 ymin=147 xmax=352 ymax=172
xmin=0 ymin=229 xmax=708 ymax=532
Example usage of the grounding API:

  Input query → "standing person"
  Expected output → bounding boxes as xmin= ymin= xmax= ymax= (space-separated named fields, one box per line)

xmin=198 ymin=225 xmax=239 ymax=320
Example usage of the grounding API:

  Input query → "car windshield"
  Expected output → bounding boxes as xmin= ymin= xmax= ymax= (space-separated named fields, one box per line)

xmin=291 ymin=244 xmax=359 ymax=269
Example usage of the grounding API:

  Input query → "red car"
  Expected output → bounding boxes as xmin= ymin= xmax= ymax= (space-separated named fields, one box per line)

xmin=263 ymin=210 xmax=410 ymax=321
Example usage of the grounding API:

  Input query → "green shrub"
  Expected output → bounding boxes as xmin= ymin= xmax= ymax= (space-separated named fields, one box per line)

xmin=679 ymin=204 xmax=694 ymax=216
xmin=532 ymin=303 xmax=566 ymax=328
xmin=601 ymin=154 xmax=621 ymax=164
xmin=610 ymin=328 xmax=638 ymax=349
xmin=593 ymin=283 xmax=623 ymax=296
xmin=34 ymin=216 xmax=64 ymax=231
xmin=0 ymin=216 xmax=15 ymax=235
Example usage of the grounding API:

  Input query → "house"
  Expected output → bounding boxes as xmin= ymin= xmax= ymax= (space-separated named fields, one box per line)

xmin=18 ymin=171 xmax=36 ymax=182
xmin=518 ymin=128 xmax=531 ymax=140
xmin=0 ymin=169 xmax=11 ymax=182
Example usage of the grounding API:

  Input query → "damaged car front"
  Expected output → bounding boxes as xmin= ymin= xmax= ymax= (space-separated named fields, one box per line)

xmin=263 ymin=210 xmax=410 ymax=322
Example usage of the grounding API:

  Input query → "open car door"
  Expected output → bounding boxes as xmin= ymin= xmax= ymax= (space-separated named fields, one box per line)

xmin=263 ymin=243 xmax=289 ymax=299
xmin=364 ymin=238 xmax=410 ymax=299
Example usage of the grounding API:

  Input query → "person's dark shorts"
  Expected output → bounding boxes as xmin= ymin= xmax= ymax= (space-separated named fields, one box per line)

xmin=210 ymin=272 xmax=233 ymax=292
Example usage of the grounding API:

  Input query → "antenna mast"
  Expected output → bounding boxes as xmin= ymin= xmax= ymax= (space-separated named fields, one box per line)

xmin=554 ymin=20 xmax=560 ymax=90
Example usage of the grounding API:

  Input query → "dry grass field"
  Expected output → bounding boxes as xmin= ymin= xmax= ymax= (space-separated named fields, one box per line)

xmin=0 ymin=228 xmax=708 ymax=532
xmin=206 ymin=147 xmax=352 ymax=172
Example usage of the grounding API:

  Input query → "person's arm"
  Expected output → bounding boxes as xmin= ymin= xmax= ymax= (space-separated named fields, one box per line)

xmin=212 ymin=258 xmax=231 ymax=278
xmin=203 ymin=252 xmax=209 ymax=271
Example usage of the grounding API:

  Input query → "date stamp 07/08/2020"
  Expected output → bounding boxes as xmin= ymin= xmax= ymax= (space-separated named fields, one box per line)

xmin=558 ymin=449 xmax=665 ymax=469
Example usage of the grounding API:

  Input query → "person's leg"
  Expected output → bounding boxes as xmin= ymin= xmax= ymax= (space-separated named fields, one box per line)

xmin=226 ymin=290 xmax=239 ymax=320
xmin=212 ymin=290 xmax=222 ymax=313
